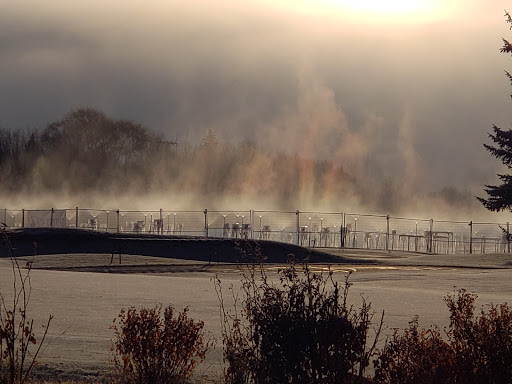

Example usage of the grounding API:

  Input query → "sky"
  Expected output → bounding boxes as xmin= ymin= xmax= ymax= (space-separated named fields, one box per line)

xmin=1 ymin=0 xmax=512 ymax=194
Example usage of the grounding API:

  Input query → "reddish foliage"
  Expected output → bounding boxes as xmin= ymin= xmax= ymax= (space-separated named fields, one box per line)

xmin=374 ymin=289 xmax=512 ymax=384
xmin=111 ymin=305 xmax=212 ymax=384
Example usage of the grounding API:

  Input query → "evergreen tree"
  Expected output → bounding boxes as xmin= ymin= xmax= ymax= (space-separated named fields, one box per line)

xmin=478 ymin=11 xmax=512 ymax=211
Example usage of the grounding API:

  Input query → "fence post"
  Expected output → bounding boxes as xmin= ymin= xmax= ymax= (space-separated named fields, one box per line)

xmin=384 ymin=215 xmax=389 ymax=250
xmin=508 ymin=222 xmax=510 ymax=253
xmin=204 ymin=209 xmax=208 ymax=237
xmin=22 ymin=209 xmax=25 ymax=228
xmin=116 ymin=210 xmax=120 ymax=233
xmin=429 ymin=219 xmax=434 ymax=253
xmin=296 ymin=210 xmax=300 ymax=246
xmin=75 ymin=207 xmax=79 ymax=228
xmin=160 ymin=209 xmax=163 ymax=235
xmin=50 ymin=208 xmax=54 ymax=227
xmin=250 ymin=210 xmax=254 ymax=239
xmin=469 ymin=220 xmax=473 ymax=254
xmin=340 ymin=212 xmax=344 ymax=249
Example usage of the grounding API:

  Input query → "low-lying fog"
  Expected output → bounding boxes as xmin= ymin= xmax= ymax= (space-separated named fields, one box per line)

xmin=0 ymin=108 xmax=507 ymax=224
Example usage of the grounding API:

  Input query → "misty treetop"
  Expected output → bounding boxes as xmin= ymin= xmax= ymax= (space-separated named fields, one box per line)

xmin=478 ymin=11 xmax=512 ymax=212
xmin=0 ymin=107 xmax=479 ymax=213
xmin=0 ymin=108 xmax=158 ymax=193
xmin=0 ymin=108 xmax=353 ymax=207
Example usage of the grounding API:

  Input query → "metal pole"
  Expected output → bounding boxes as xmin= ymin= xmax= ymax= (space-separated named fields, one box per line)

xmin=160 ymin=209 xmax=163 ymax=235
xmin=250 ymin=210 xmax=254 ymax=239
xmin=76 ymin=207 xmax=79 ymax=228
xmin=415 ymin=221 xmax=418 ymax=252
xmin=353 ymin=218 xmax=358 ymax=248
xmin=51 ymin=208 xmax=54 ymax=227
xmin=386 ymin=215 xmax=390 ymax=251
xmin=22 ymin=209 xmax=25 ymax=228
xmin=204 ymin=209 xmax=208 ymax=237
xmin=340 ymin=212 xmax=344 ymax=249
xmin=469 ymin=220 xmax=473 ymax=254
xmin=508 ymin=222 xmax=510 ymax=253
xmin=320 ymin=217 xmax=324 ymax=247
xmin=296 ymin=210 xmax=300 ymax=246
xmin=116 ymin=210 xmax=120 ymax=233
xmin=3 ymin=208 xmax=6 ymax=226
xmin=309 ymin=217 xmax=312 ymax=247
xmin=429 ymin=219 xmax=433 ymax=253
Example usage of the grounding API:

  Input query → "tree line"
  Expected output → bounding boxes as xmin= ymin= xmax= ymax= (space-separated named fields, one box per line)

xmin=0 ymin=107 xmax=480 ymax=213
xmin=0 ymin=108 xmax=352 ymax=208
xmin=0 ymin=109 xmax=159 ymax=193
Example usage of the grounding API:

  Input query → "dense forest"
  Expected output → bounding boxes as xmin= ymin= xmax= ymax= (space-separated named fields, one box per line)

xmin=0 ymin=108 xmax=476 ymax=214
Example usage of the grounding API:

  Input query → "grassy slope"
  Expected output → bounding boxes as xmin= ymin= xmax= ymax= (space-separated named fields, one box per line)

xmin=1 ymin=228 xmax=369 ymax=265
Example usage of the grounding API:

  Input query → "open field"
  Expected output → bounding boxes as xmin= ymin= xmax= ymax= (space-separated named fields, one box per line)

xmin=1 ymin=228 xmax=511 ymax=381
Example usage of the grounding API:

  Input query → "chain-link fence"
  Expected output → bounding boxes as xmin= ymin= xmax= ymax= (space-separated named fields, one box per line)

xmin=297 ymin=211 xmax=344 ymax=248
xmin=1 ymin=207 xmax=511 ymax=254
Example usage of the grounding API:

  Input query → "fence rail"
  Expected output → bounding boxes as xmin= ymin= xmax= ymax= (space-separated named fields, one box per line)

xmin=1 ymin=207 xmax=510 ymax=255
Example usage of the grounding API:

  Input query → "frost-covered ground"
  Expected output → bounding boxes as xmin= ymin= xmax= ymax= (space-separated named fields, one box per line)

xmin=0 ymin=248 xmax=511 ymax=381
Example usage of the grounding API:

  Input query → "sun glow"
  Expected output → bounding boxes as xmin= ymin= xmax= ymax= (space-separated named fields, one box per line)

xmin=335 ymin=0 xmax=433 ymax=14
xmin=291 ymin=0 xmax=445 ymax=23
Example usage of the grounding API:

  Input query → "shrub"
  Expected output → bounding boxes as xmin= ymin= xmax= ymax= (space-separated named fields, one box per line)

xmin=373 ymin=289 xmax=512 ymax=384
xmin=215 ymin=260 xmax=384 ymax=384
xmin=0 ymin=228 xmax=53 ymax=384
xmin=110 ymin=305 xmax=212 ymax=384
xmin=445 ymin=289 xmax=512 ymax=384
xmin=373 ymin=317 xmax=455 ymax=384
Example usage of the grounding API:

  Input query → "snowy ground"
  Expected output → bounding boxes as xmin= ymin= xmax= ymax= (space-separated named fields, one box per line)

xmin=0 ymin=249 xmax=511 ymax=380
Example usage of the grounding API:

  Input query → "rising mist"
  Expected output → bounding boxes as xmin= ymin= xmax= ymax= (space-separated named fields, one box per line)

xmin=0 ymin=108 xmax=491 ymax=221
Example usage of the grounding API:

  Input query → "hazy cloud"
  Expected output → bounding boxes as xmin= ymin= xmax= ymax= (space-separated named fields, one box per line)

xmin=1 ymin=0 xmax=511 ymax=201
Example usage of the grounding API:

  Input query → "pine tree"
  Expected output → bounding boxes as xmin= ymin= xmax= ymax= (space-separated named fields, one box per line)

xmin=478 ymin=11 xmax=512 ymax=211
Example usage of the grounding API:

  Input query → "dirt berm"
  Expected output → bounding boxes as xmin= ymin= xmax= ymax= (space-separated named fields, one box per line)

xmin=0 ymin=228 xmax=370 ymax=264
